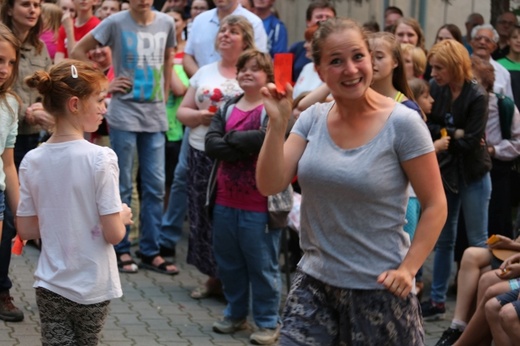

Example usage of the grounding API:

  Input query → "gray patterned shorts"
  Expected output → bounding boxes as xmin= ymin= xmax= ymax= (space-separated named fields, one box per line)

xmin=280 ymin=271 xmax=424 ymax=346
xmin=36 ymin=287 xmax=110 ymax=346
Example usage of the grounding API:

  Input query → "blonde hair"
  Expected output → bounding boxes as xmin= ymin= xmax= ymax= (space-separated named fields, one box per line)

xmin=400 ymin=43 xmax=426 ymax=78
xmin=41 ymin=3 xmax=63 ymax=38
xmin=428 ymin=39 xmax=473 ymax=84
xmin=215 ymin=15 xmax=256 ymax=52
xmin=408 ymin=77 xmax=430 ymax=101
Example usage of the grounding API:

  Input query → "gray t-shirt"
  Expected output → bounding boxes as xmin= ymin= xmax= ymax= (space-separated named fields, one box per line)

xmin=292 ymin=101 xmax=434 ymax=289
xmin=92 ymin=11 xmax=175 ymax=132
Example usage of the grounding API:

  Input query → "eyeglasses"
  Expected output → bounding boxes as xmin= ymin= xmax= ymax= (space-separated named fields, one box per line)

xmin=191 ymin=6 xmax=207 ymax=11
xmin=473 ymin=35 xmax=495 ymax=44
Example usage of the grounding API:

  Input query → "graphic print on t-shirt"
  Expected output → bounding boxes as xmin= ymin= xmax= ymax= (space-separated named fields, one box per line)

xmin=121 ymin=31 xmax=168 ymax=102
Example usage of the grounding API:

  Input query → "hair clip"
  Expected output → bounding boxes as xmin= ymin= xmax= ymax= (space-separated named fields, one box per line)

xmin=71 ymin=64 xmax=78 ymax=79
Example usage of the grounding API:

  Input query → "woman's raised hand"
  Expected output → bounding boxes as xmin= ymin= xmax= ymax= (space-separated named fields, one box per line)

xmin=260 ymin=83 xmax=293 ymax=127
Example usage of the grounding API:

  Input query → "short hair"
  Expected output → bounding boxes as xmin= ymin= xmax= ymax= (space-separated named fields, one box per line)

xmin=363 ymin=21 xmax=380 ymax=33
xmin=393 ymin=17 xmax=426 ymax=51
xmin=466 ymin=13 xmax=484 ymax=25
xmin=471 ymin=24 xmax=499 ymax=42
xmin=1 ymin=0 xmax=44 ymax=54
xmin=25 ymin=59 xmax=108 ymax=118
xmin=471 ymin=56 xmax=495 ymax=92
xmin=369 ymin=32 xmax=415 ymax=101
xmin=428 ymin=39 xmax=473 ymax=84
xmin=236 ymin=49 xmax=274 ymax=84
xmin=311 ymin=17 xmax=368 ymax=66
xmin=408 ymin=77 xmax=430 ymax=101
xmin=215 ymin=15 xmax=256 ymax=52
xmin=401 ymin=43 xmax=427 ymax=78
xmin=497 ymin=11 xmax=518 ymax=25
xmin=305 ymin=0 xmax=336 ymax=22
xmin=435 ymin=23 xmax=463 ymax=43
xmin=385 ymin=6 xmax=403 ymax=17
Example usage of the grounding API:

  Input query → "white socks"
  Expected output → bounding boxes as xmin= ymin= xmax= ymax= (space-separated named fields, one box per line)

xmin=450 ymin=319 xmax=467 ymax=331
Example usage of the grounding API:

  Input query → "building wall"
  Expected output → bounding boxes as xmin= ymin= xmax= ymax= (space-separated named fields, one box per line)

xmin=276 ymin=0 xmax=491 ymax=49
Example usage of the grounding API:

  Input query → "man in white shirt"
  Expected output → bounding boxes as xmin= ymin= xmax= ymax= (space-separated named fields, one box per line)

xmin=183 ymin=0 xmax=267 ymax=76
xmin=471 ymin=24 xmax=514 ymax=99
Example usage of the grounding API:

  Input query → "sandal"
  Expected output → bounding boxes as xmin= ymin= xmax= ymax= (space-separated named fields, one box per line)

xmin=136 ymin=247 xmax=176 ymax=259
xmin=139 ymin=254 xmax=179 ymax=275
xmin=116 ymin=252 xmax=138 ymax=274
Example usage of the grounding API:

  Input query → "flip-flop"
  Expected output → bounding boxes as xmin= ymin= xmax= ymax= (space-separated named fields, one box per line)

xmin=117 ymin=252 xmax=138 ymax=274
xmin=139 ymin=255 xmax=179 ymax=275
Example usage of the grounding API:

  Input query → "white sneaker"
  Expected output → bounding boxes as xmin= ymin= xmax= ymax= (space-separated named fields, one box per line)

xmin=250 ymin=323 xmax=281 ymax=345
xmin=212 ymin=317 xmax=247 ymax=334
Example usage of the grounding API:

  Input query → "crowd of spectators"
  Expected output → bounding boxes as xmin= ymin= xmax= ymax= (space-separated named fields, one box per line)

xmin=2 ymin=0 xmax=520 ymax=345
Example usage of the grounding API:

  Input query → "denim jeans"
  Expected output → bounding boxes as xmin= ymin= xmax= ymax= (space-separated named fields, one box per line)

xmin=430 ymin=172 xmax=491 ymax=303
xmin=212 ymin=205 xmax=281 ymax=328
xmin=160 ymin=129 xmax=189 ymax=249
xmin=109 ymin=129 xmax=165 ymax=256
xmin=0 ymin=203 xmax=15 ymax=292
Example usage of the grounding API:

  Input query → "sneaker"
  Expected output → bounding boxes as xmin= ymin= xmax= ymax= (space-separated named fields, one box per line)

xmin=0 ymin=291 xmax=24 ymax=322
xmin=250 ymin=324 xmax=281 ymax=345
xmin=421 ymin=300 xmax=446 ymax=321
xmin=435 ymin=327 xmax=463 ymax=346
xmin=212 ymin=317 xmax=247 ymax=334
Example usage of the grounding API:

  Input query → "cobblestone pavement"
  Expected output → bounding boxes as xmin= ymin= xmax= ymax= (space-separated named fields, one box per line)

xmin=1 ymin=226 xmax=455 ymax=346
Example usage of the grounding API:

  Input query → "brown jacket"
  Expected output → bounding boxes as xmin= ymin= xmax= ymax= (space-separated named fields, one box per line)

xmin=12 ymin=42 xmax=52 ymax=135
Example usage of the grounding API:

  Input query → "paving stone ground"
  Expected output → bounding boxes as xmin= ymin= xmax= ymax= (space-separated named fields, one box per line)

xmin=1 ymin=225 xmax=455 ymax=345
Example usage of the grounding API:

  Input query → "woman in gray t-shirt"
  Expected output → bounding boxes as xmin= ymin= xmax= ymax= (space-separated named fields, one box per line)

xmin=257 ymin=18 xmax=447 ymax=345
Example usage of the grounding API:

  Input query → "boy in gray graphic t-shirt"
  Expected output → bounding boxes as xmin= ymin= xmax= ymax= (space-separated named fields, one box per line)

xmin=72 ymin=0 xmax=179 ymax=275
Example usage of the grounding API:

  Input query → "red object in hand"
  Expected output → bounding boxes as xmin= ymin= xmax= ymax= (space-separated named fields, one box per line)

xmin=274 ymin=53 xmax=293 ymax=93
xmin=208 ymin=105 xmax=217 ymax=113
xmin=12 ymin=235 xmax=23 ymax=256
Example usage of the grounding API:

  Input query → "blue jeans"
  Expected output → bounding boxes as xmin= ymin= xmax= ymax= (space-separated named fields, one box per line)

xmin=160 ymin=129 xmax=189 ymax=249
xmin=430 ymin=172 xmax=491 ymax=303
xmin=0 ymin=202 xmax=14 ymax=292
xmin=109 ymin=129 xmax=165 ymax=256
xmin=212 ymin=205 xmax=281 ymax=328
